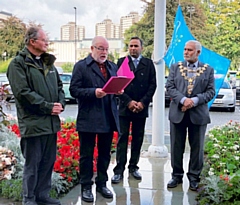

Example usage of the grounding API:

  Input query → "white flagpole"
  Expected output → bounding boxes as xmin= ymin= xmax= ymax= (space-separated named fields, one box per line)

xmin=147 ymin=0 xmax=168 ymax=157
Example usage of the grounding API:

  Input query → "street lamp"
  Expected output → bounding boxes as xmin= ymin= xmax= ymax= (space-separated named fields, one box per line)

xmin=187 ymin=5 xmax=195 ymax=30
xmin=74 ymin=7 xmax=77 ymax=63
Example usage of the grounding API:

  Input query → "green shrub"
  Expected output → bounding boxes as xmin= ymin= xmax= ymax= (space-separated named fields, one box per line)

xmin=197 ymin=121 xmax=240 ymax=204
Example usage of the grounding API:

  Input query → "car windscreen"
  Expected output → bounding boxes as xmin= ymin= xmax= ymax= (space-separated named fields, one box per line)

xmin=60 ymin=74 xmax=71 ymax=83
xmin=221 ymin=81 xmax=231 ymax=89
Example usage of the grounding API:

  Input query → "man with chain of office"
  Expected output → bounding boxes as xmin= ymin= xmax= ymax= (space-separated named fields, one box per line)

xmin=166 ymin=40 xmax=215 ymax=191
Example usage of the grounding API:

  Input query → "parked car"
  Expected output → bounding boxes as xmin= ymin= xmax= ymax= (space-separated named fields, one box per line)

xmin=0 ymin=73 xmax=14 ymax=101
xmin=211 ymin=80 xmax=235 ymax=112
xmin=165 ymin=76 xmax=171 ymax=107
xmin=235 ymin=79 xmax=240 ymax=101
xmin=59 ymin=73 xmax=76 ymax=103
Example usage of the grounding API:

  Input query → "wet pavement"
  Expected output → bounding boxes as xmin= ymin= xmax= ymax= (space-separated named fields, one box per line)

xmin=0 ymin=134 xmax=198 ymax=205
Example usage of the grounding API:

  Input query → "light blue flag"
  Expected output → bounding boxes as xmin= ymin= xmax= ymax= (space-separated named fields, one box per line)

xmin=164 ymin=5 xmax=231 ymax=107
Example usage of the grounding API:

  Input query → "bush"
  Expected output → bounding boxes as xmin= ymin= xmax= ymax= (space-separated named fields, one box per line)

xmin=196 ymin=121 xmax=240 ymax=205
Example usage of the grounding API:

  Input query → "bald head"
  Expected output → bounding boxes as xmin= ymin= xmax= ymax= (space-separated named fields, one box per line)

xmin=92 ymin=36 xmax=108 ymax=46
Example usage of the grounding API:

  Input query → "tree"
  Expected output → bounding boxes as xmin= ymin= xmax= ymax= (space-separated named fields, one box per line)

xmin=203 ymin=0 xmax=240 ymax=70
xmin=0 ymin=16 xmax=26 ymax=58
xmin=124 ymin=0 xmax=209 ymax=59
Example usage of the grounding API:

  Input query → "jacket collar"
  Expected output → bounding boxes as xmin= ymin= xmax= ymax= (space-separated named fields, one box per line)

xmin=19 ymin=47 xmax=56 ymax=66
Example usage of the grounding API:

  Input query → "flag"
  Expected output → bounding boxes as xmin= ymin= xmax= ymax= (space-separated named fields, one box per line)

xmin=164 ymin=5 xmax=231 ymax=107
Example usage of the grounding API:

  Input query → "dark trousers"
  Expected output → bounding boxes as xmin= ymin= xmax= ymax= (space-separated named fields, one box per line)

xmin=113 ymin=116 xmax=146 ymax=174
xmin=78 ymin=132 xmax=113 ymax=188
xmin=170 ymin=111 xmax=206 ymax=182
xmin=20 ymin=134 xmax=57 ymax=202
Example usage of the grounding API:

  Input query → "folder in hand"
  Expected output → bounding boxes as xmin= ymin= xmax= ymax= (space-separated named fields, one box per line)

xmin=102 ymin=57 xmax=134 ymax=94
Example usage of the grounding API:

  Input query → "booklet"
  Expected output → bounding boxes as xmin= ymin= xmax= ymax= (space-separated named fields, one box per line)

xmin=102 ymin=57 xmax=135 ymax=94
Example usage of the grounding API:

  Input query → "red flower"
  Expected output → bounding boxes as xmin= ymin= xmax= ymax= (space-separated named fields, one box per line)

xmin=8 ymin=121 xmax=132 ymax=189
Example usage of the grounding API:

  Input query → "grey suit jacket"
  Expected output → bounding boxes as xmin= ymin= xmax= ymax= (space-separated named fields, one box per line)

xmin=166 ymin=61 xmax=215 ymax=125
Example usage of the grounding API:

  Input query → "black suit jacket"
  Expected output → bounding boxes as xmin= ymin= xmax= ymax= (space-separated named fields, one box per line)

xmin=117 ymin=55 xmax=157 ymax=118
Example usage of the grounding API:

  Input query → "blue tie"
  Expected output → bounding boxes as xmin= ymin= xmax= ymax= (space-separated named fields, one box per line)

xmin=133 ymin=59 xmax=138 ymax=69
xmin=188 ymin=64 xmax=195 ymax=78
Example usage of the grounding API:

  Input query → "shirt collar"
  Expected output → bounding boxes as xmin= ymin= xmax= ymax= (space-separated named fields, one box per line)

xmin=131 ymin=55 xmax=142 ymax=62
xmin=187 ymin=61 xmax=198 ymax=68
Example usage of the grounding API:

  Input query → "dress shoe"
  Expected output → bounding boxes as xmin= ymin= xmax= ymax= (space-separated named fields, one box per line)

xmin=130 ymin=170 xmax=142 ymax=180
xmin=36 ymin=195 xmax=61 ymax=205
xmin=111 ymin=174 xmax=123 ymax=184
xmin=96 ymin=186 xmax=113 ymax=199
xmin=81 ymin=186 xmax=94 ymax=203
xmin=167 ymin=178 xmax=183 ymax=188
xmin=22 ymin=201 xmax=38 ymax=205
xmin=189 ymin=181 xmax=199 ymax=191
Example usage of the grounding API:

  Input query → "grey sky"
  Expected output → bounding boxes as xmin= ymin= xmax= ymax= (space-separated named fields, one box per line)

xmin=1 ymin=0 xmax=146 ymax=39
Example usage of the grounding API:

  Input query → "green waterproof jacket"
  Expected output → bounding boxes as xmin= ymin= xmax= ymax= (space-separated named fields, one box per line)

xmin=7 ymin=47 xmax=65 ymax=137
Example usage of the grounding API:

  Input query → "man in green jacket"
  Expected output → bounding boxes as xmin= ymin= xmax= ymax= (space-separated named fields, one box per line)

xmin=7 ymin=26 xmax=65 ymax=205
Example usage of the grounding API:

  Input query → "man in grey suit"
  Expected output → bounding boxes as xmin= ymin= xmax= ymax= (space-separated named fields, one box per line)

xmin=166 ymin=40 xmax=215 ymax=191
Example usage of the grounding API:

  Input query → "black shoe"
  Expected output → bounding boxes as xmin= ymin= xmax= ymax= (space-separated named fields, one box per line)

xmin=130 ymin=170 xmax=142 ymax=180
xmin=167 ymin=178 xmax=183 ymax=188
xmin=96 ymin=186 xmax=113 ymax=199
xmin=22 ymin=201 xmax=38 ymax=205
xmin=189 ymin=181 xmax=199 ymax=191
xmin=36 ymin=196 xmax=61 ymax=205
xmin=111 ymin=174 xmax=123 ymax=184
xmin=81 ymin=186 xmax=94 ymax=203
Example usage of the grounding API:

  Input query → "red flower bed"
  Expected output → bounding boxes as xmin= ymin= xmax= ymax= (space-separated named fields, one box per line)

xmin=8 ymin=121 xmax=132 ymax=186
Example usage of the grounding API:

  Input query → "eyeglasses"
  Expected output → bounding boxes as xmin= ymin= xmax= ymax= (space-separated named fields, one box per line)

xmin=93 ymin=46 xmax=108 ymax=52
xmin=35 ymin=38 xmax=49 ymax=43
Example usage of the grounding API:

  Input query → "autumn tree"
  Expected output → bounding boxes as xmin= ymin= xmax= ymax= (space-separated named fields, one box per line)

xmin=0 ymin=16 xmax=26 ymax=59
xmin=124 ymin=0 xmax=209 ymax=58
xmin=203 ymin=0 xmax=240 ymax=70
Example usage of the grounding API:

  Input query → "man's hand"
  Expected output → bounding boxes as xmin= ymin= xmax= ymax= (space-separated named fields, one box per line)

xmin=183 ymin=98 xmax=194 ymax=109
xmin=115 ymin=90 xmax=124 ymax=95
xmin=128 ymin=100 xmax=138 ymax=112
xmin=128 ymin=101 xmax=144 ymax=113
xmin=95 ymin=88 xmax=107 ymax=98
xmin=181 ymin=105 xmax=187 ymax=112
xmin=135 ymin=102 xmax=144 ymax=113
xmin=51 ymin=103 xmax=63 ymax=115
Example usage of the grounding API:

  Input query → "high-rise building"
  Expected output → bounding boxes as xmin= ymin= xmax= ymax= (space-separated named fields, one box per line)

xmin=61 ymin=22 xmax=85 ymax=41
xmin=95 ymin=19 xmax=120 ymax=38
xmin=120 ymin=12 xmax=140 ymax=38
xmin=0 ymin=11 xmax=12 ymax=28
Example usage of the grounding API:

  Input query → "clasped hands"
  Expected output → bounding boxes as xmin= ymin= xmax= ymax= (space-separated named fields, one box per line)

xmin=51 ymin=102 xmax=64 ymax=115
xmin=128 ymin=100 xmax=144 ymax=113
xmin=182 ymin=98 xmax=194 ymax=112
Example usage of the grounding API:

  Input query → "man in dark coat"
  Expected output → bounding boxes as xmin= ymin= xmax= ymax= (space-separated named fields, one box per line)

xmin=69 ymin=36 xmax=120 ymax=203
xmin=7 ymin=26 xmax=65 ymax=205
xmin=111 ymin=36 xmax=157 ymax=184
xmin=166 ymin=40 xmax=215 ymax=191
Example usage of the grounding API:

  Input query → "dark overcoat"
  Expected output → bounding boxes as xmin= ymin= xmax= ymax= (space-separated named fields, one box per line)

xmin=117 ymin=55 xmax=157 ymax=118
xmin=69 ymin=55 xmax=120 ymax=133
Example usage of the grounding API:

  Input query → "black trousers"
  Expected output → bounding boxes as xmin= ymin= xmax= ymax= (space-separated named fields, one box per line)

xmin=113 ymin=116 xmax=146 ymax=174
xmin=20 ymin=134 xmax=57 ymax=202
xmin=78 ymin=132 xmax=113 ymax=188
xmin=170 ymin=111 xmax=207 ymax=182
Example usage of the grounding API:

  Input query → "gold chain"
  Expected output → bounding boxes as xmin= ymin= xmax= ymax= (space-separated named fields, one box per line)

xmin=178 ymin=62 xmax=208 ymax=94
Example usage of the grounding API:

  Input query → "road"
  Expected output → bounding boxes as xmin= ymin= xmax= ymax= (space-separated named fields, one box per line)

xmin=5 ymin=102 xmax=240 ymax=134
